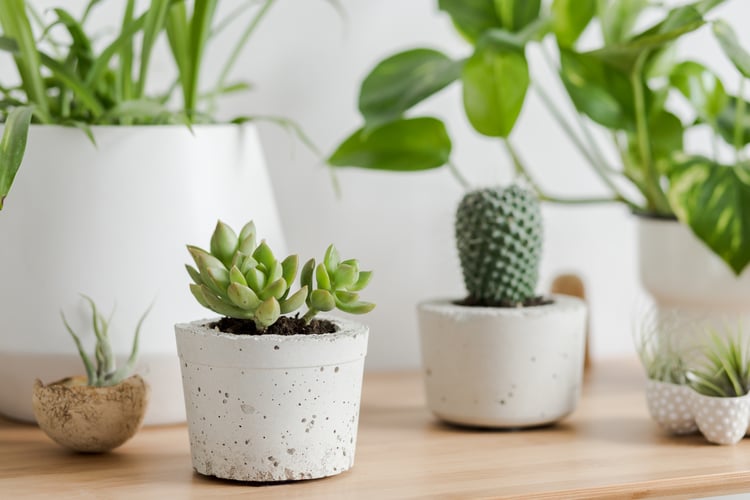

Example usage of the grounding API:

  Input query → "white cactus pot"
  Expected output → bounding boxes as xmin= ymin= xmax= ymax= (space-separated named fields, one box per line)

xmin=417 ymin=295 xmax=587 ymax=428
xmin=689 ymin=392 xmax=750 ymax=446
xmin=0 ymin=124 xmax=285 ymax=425
xmin=644 ymin=380 xmax=698 ymax=435
xmin=175 ymin=317 xmax=368 ymax=481
xmin=638 ymin=217 xmax=750 ymax=355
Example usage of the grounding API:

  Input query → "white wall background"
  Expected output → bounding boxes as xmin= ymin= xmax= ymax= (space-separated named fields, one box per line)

xmin=8 ymin=0 xmax=750 ymax=370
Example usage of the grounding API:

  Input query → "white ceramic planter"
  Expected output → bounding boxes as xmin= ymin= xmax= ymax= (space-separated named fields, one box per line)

xmin=417 ymin=295 xmax=587 ymax=428
xmin=689 ymin=392 xmax=750 ymax=446
xmin=644 ymin=380 xmax=698 ymax=435
xmin=0 ymin=124 xmax=285 ymax=425
xmin=638 ymin=217 xmax=750 ymax=354
xmin=175 ymin=317 xmax=368 ymax=481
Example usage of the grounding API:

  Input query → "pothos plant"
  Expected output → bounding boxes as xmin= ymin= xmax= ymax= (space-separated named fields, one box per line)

xmin=0 ymin=0 xmax=324 ymax=210
xmin=328 ymin=0 xmax=750 ymax=276
xmin=186 ymin=220 xmax=375 ymax=332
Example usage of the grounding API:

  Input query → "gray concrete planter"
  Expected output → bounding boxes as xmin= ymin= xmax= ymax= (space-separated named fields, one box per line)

xmin=175 ymin=317 xmax=368 ymax=481
xmin=418 ymin=295 xmax=587 ymax=428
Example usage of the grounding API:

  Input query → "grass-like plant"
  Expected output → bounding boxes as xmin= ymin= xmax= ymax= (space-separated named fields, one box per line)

xmin=0 ymin=0 xmax=320 ymax=209
xmin=686 ymin=327 xmax=750 ymax=398
xmin=61 ymin=296 xmax=152 ymax=387
xmin=634 ymin=310 xmax=690 ymax=385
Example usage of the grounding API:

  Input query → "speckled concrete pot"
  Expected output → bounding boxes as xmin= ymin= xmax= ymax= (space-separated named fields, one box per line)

xmin=645 ymin=380 xmax=698 ymax=434
xmin=689 ymin=391 xmax=750 ymax=445
xmin=32 ymin=375 xmax=149 ymax=452
xmin=418 ymin=295 xmax=587 ymax=428
xmin=175 ymin=317 xmax=368 ymax=481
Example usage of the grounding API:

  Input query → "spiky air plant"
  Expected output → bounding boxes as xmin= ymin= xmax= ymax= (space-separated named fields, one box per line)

xmin=687 ymin=327 xmax=750 ymax=398
xmin=186 ymin=220 xmax=374 ymax=330
xmin=61 ymin=296 xmax=151 ymax=387
xmin=455 ymin=185 xmax=543 ymax=306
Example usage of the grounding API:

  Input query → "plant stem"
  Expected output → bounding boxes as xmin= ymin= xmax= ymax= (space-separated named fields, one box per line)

xmin=447 ymin=160 xmax=470 ymax=190
xmin=734 ymin=78 xmax=746 ymax=163
xmin=535 ymin=44 xmax=636 ymax=206
xmin=501 ymin=137 xmax=623 ymax=205
xmin=631 ymin=52 xmax=670 ymax=214
xmin=302 ymin=308 xmax=317 ymax=323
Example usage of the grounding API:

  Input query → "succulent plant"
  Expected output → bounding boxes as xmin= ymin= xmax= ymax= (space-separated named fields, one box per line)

xmin=186 ymin=221 xmax=309 ymax=330
xmin=61 ymin=296 xmax=151 ymax=387
xmin=186 ymin=221 xmax=375 ymax=329
xmin=455 ymin=185 xmax=543 ymax=305
xmin=300 ymin=245 xmax=375 ymax=322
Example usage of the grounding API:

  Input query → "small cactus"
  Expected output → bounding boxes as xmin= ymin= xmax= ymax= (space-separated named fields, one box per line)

xmin=455 ymin=185 xmax=543 ymax=305
xmin=186 ymin=221 xmax=375 ymax=330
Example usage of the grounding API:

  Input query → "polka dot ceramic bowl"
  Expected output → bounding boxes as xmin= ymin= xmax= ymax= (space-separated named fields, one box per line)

xmin=645 ymin=380 xmax=698 ymax=435
xmin=645 ymin=379 xmax=750 ymax=445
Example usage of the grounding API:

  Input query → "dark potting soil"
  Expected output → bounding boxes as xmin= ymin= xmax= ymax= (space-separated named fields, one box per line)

xmin=210 ymin=315 xmax=337 ymax=336
xmin=455 ymin=295 xmax=554 ymax=308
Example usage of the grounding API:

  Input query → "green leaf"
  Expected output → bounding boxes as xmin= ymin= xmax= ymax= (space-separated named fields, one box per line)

xmin=280 ymin=286 xmax=307 ymax=314
xmin=210 ymin=220 xmax=238 ymax=268
xmin=559 ymin=49 xmax=635 ymax=130
xmin=254 ymin=297 xmax=280 ymax=329
xmin=668 ymin=157 xmax=750 ymax=275
xmin=280 ymin=255 xmax=298 ymax=286
xmin=310 ymin=289 xmax=335 ymax=312
xmin=462 ymin=44 xmax=528 ymax=137
xmin=358 ymin=49 xmax=463 ymax=128
xmin=349 ymin=270 xmax=373 ymax=292
xmin=438 ymin=0 xmax=502 ymax=42
xmin=227 ymin=282 xmax=262 ymax=310
xmin=333 ymin=264 xmax=357 ymax=288
xmin=552 ymin=0 xmax=596 ymax=48
xmin=316 ymin=263 xmax=332 ymax=290
xmin=713 ymin=20 xmax=750 ymax=78
xmin=259 ymin=278 xmax=287 ymax=301
xmin=328 ymin=117 xmax=452 ymax=171
xmin=0 ymin=106 xmax=32 ymax=210
xmin=669 ymin=61 xmax=727 ymax=121
xmin=494 ymin=0 xmax=540 ymax=32
xmin=336 ymin=300 xmax=376 ymax=315
xmin=648 ymin=111 xmax=684 ymax=168
xmin=587 ymin=5 xmax=706 ymax=73
xmin=716 ymin=97 xmax=750 ymax=147
xmin=137 ymin=0 xmax=171 ymax=96
xmin=323 ymin=245 xmax=340 ymax=273
xmin=597 ymin=0 xmax=649 ymax=45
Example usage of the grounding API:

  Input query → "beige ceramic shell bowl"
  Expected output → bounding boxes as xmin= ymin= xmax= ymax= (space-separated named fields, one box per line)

xmin=32 ymin=374 xmax=149 ymax=453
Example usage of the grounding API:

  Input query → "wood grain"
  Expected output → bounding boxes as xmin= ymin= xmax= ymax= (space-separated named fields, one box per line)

xmin=2 ymin=359 xmax=750 ymax=499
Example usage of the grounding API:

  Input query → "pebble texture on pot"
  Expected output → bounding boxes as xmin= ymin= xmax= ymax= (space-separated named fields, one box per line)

xmin=175 ymin=317 xmax=368 ymax=481
xmin=418 ymin=295 xmax=587 ymax=428
xmin=645 ymin=380 xmax=698 ymax=435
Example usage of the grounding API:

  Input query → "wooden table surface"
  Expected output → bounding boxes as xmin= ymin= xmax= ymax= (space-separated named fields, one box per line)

xmin=2 ymin=359 xmax=750 ymax=499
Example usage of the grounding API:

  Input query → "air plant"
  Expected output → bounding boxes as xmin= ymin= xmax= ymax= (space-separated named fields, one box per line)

xmin=61 ymin=296 xmax=152 ymax=387
xmin=634 ymin=310 xmax=691 ymax=385
xmin=686 ymin=326 xmax=750 ymax=398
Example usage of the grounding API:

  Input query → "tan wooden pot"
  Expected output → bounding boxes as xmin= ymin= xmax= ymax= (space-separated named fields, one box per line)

xmin=32 ymin=375 xmax=149 ymax=453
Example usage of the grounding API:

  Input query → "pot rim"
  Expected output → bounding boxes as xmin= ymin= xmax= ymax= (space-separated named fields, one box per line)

xmin=418 ymin=294 xmax=585 ymax=318
xmin=175 ymin=315 xmax=368 ymax=344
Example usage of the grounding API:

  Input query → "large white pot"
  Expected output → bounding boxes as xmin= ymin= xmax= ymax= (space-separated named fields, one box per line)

xmin=638 ymin=217 xmax=750 ymax=350
xmin=418 ymin=295 xmax=587 ymax=428
xmin=175 ymin=317 xmax=368 ymax=481
xmin=0 ymin=124 xmax=285 ymax=425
